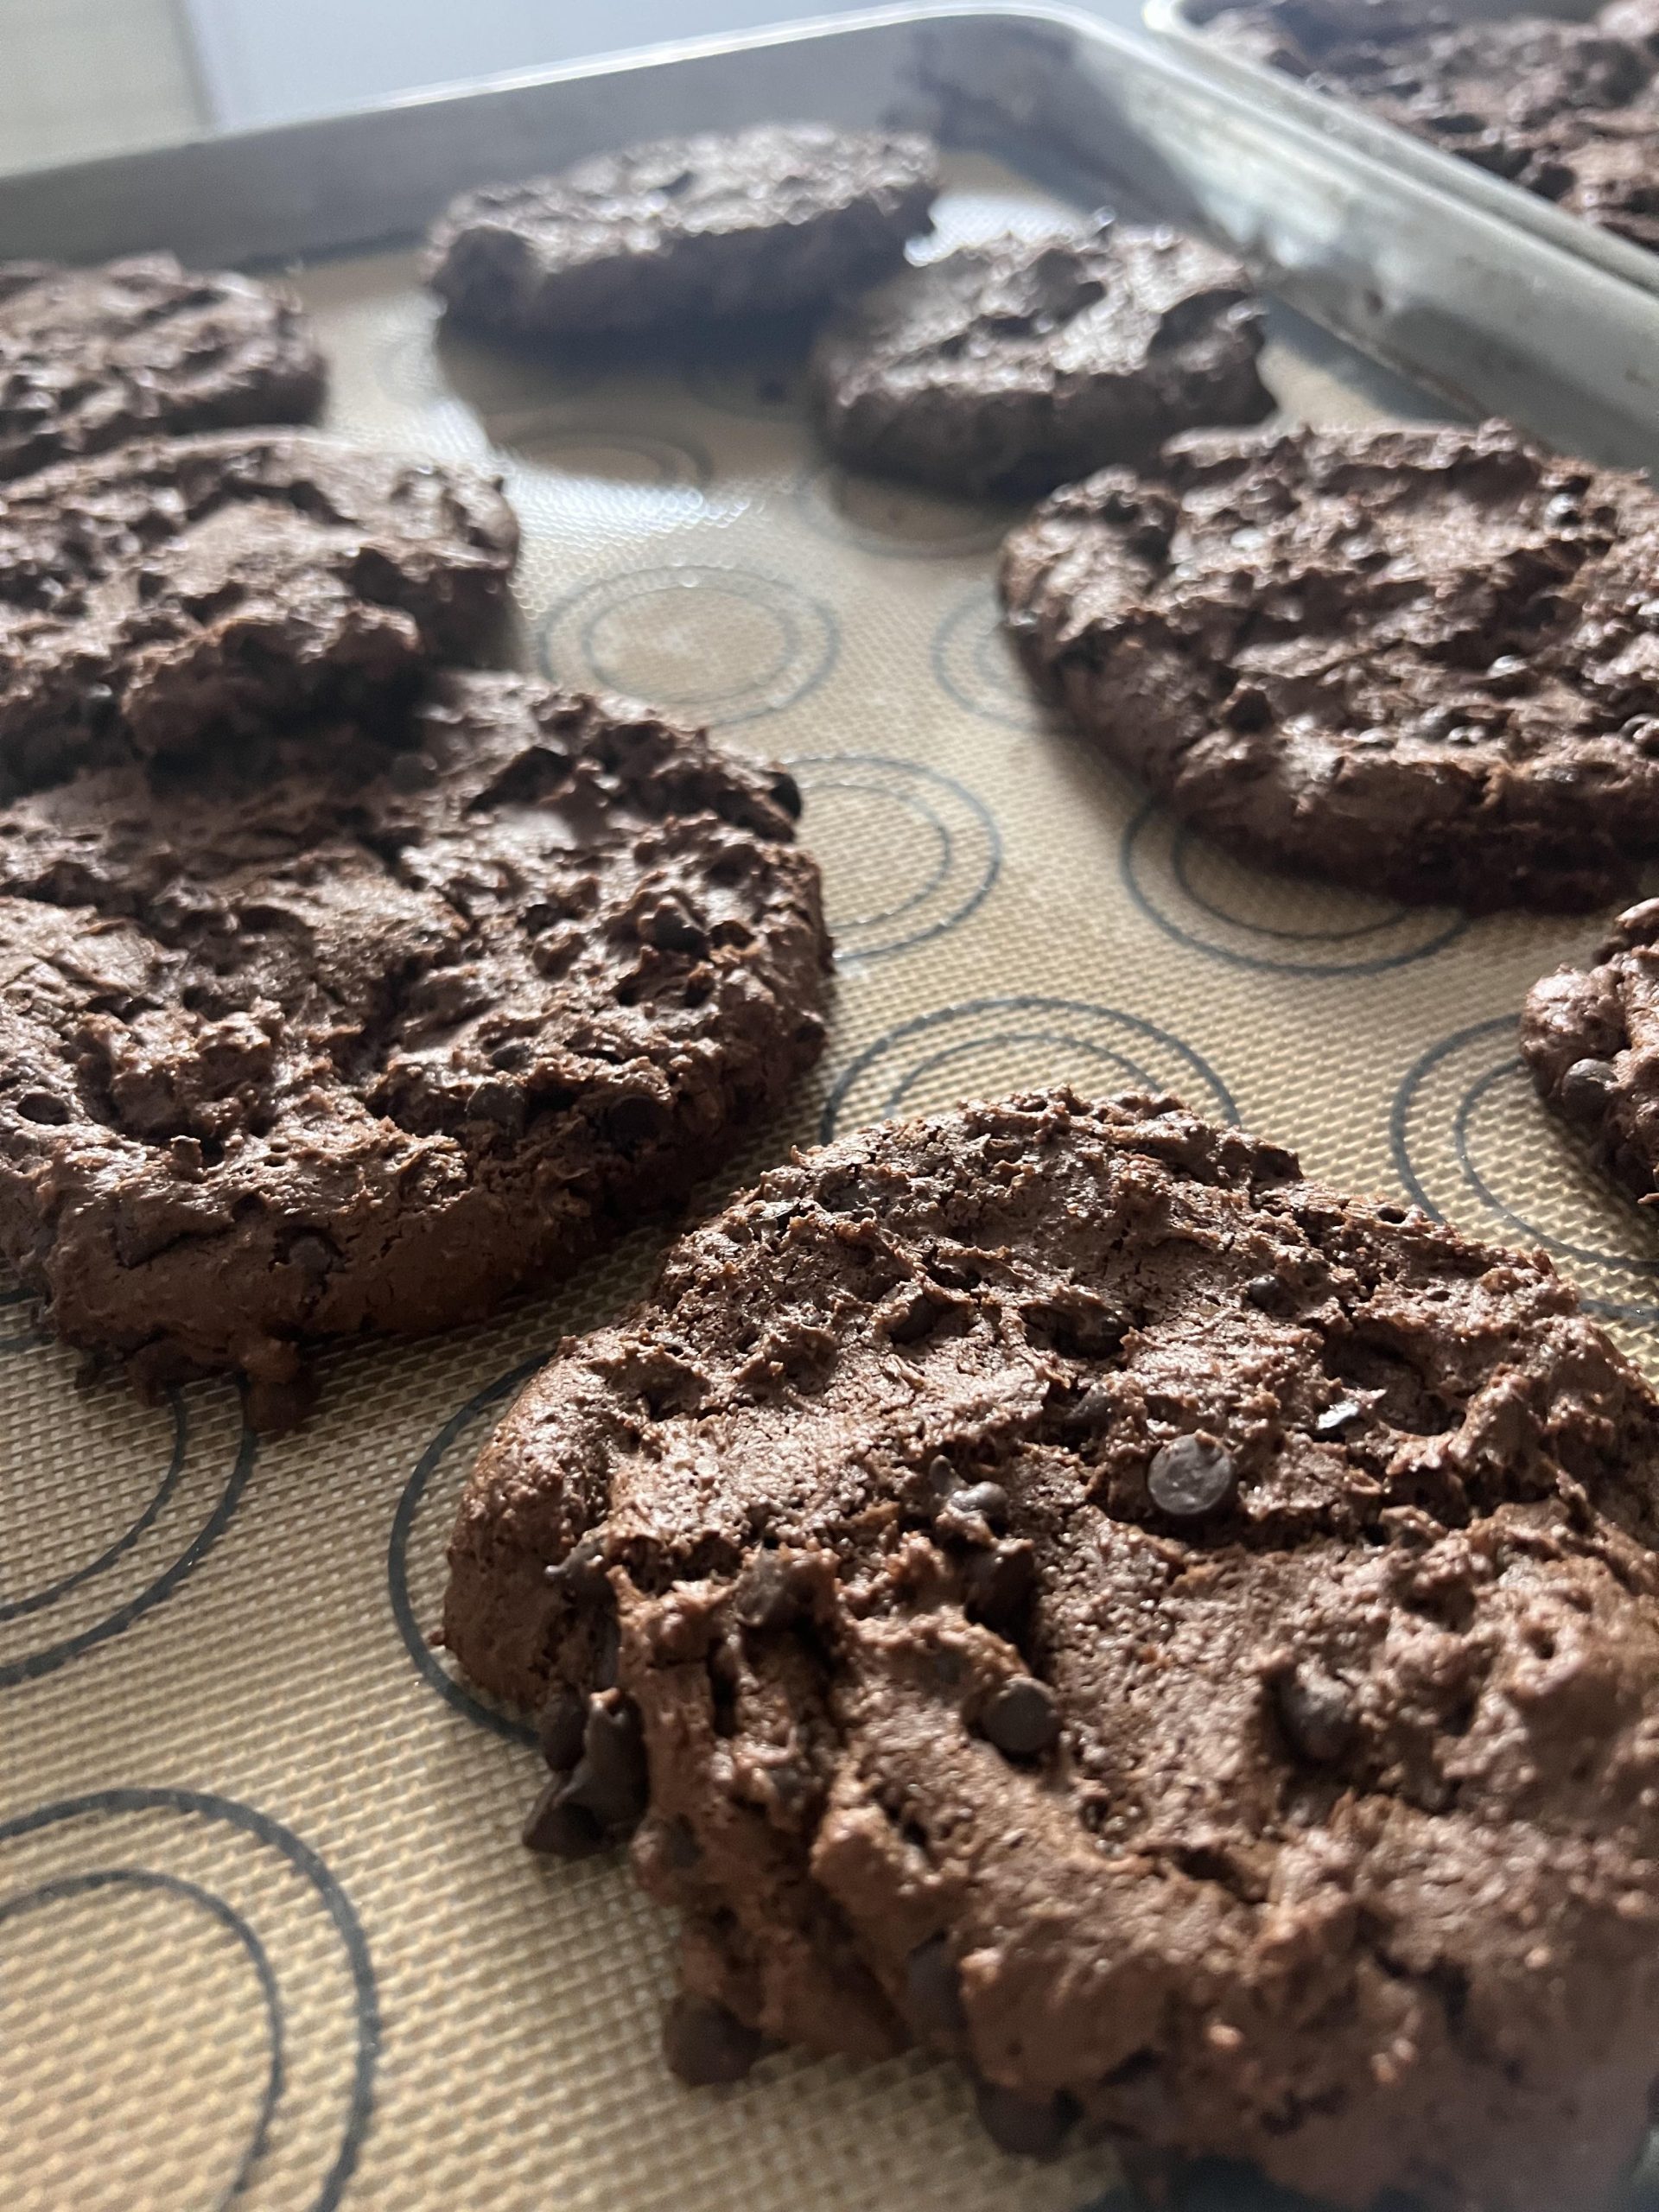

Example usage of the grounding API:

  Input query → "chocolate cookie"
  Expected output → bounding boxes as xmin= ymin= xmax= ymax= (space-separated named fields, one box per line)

xmin=0 ymin=254 xmax=325 ymax=483
xmin=1000 ymin=419 xmax=1659 ymax=911
xmin=445 ymin=1088 xmax=1659 ymax=2212
xmin=0 ymin=430 xmax=518 ymax=791
xmin=1522 ymin=897 xmax=1659 ymax=1202
xmin=0 ymin=671 xmax=829 ymax=1422
xmin=810 ymin=222 xmax=1273 ymax=500
xmin=1199 ymin=0 xmax=1659 ymax=255
xmin=423 ymin=124 xmax=938 ymax=340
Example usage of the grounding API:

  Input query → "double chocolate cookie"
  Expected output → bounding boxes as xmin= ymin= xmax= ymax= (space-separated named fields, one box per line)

xmin=424 ymin=124 xmax=938 ymax=340
xmin=1199 ymin=0 xmax=1659 ymax=255
xmin=1000 ymin=419 xmax=1659 ymax=911
xmin=0 ymin=254 xmax=325 ymax=483
xmin=0 ymin=671 xmax=830 ymax=1422
xmin=446 ymin=1089 xmax=1659 ymax=2212
xmin=810 ymin=222 xmax=1273 ymax=500
xmin=1522 ymin=897 xmax=1659 ymax=1203
xmin=0 ymin=430 xmax=518 ymax=791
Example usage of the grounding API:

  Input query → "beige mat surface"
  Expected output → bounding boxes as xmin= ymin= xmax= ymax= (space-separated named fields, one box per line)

xmin=3 ymin=157 xmax=1651 ymax=2212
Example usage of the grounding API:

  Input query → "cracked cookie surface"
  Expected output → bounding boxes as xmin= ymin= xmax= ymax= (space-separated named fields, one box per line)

xmin=0 ymin=429 xmax=518 ymax=791
xmin=424 ymin=124 xmax=938 ymax=340
xmin=0 ymin=670 xmax=829 ymax=1421
xmin=0 ymin=254 xmax=325 ymax=483
xmin=446 ymin=1088 xmax=1659 ymax=2210
xmin=1522 ymin=894 xmax=1659 ymax=1204
xmin=810 ymin=222 xmax=1272 ymax=500
xmin=1000 ymin=420 xmax=1659 ymax=911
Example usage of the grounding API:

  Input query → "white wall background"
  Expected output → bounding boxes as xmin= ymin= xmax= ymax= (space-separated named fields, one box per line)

xmin=0 ymin=0 xmax=1140 ymax=169
xmin=181 ymin=0 xmax=912 ymax=130
xmin=0 ymin=0 xmax=203 ymax=169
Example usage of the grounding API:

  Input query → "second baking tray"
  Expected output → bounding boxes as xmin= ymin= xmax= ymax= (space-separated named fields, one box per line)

xmin=1147 ymin=0 xmax=1659 ymax=308
xmin=3 ymin=11 xmax=1659 ymax=2212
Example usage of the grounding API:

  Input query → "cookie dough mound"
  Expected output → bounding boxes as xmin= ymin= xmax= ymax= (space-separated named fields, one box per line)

xmin=446 ymin=1089 xmax=1659 ymax=2212
xmin=1522 ymin=895 xmax=1659 ymax=1200
xmin=1000 ymin=419 xmax=1659 ymax=911
xmin=810 ymin=222 xmax=1272 ymax=500
xmin=0 ymin=254 xmax=325 ymax=483
xmin=424 ymin=123 xmax=938 ymax=340
xmin=0 ymin=671 xmax=830 ymax=1422
xmin=0 ymin=430 xmax=518 ymax=791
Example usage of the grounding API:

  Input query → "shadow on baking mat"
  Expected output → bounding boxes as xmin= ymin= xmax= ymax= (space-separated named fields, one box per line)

xmin=1089 ymin=2141 xmax=1659 ymax=2209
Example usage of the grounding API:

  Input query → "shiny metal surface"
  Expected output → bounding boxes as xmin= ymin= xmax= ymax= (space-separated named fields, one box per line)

xmin=0 ymin=1 xmax=1654 ymax=467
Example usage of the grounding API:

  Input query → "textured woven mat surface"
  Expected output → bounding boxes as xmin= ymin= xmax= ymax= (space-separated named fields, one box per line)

xmin=3 ymin=154 xmax=1652 ymax=2212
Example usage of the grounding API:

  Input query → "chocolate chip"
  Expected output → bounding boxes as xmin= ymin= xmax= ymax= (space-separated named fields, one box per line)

xmin=1273 ymin=1662 xmax=1357 ymax=1766
xmin=961 ymin=1540 xmax=1037 ymax=1631
xmin=1224 ymin=683 xmax=1271 ymax=732
xmin=973 ymin=2082 xmax=1077 ymax=2159
xmin=537 ymin=1686 xmax=588 ymax=1774
xmin=642 ymin=899 xmax=708 ymax=955
xmin=1147 ymin=1435 xmax=1236 ymax=1519
xmin=662 ymin=1993 xmax=764 ymax=2086
xmin=15 ymin=1088 xmax=69 ymax=1126
xmin=594 ymin=1610 xmax=620 ymax=1690
xmin=560 ymin=1695 xmax=649 ymax=1833
xmin=1314 ymin=1398 xmax=1364 ymax=1440
xmin=1057 ymin=1382 xmax=1115 ymax=1434
xmin=982 ymin=1675 xmax=1060 ymax=1758
xmin=1245 ymin=1274 xmax=1292 ymax=1314
xmin=734 ymin=1552 xmax=799 ymax=1631
xmin=1559 ymin=1057 xmax=1617 ymax=1125
xmin=767 ymin=770 xmax=803 ymax=818
xmin=466 ymin=1077 xmax=524 ymax=1129
xmin=546 ymin=1535 xmax=607 ymax=1594
xmin=884 ymin=1287 xmax=954 ymax=1345
xmin=287 ymin=1233 xmax=334 ymax=1279
xmin=664 ymin=1816 xmax=701 ymax=1871
xmin=926 ymin=1453 xmax=959 ymax=1497
xmin=938 ymin=1481 xmax=1010 ymax=1540
xmin=904 ymin=1934 xmax=967 ymax=2040
xmin=521 ymin=1777 xmax=606 ymax=1858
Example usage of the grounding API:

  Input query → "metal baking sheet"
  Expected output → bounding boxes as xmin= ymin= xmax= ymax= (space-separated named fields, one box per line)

xmin=1147 ymin=0 xmax=1659 ymax=308
xmin=3 ymin=4 xmax=1658 ymax=471
xmin=4 ymin=13 xmax=1659 ymax=2212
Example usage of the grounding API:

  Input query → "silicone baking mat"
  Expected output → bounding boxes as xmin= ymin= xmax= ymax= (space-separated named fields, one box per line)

xmin=3 ymin=154 xmax=1649 ymax=2212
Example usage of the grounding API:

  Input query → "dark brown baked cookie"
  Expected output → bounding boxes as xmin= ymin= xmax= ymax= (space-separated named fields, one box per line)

xmin=446 ymin=1088 xmax=1659 ymax=2212
xmin=0 ymin=430 xmax=518 ymax=791
xmin=1000 ymin=419 xmax=1659 ymax=911
xmin=0 ymin=670 xmax=829 ymax=1422
xmin=423 ymin=124 xmax=938 ymax=340
xmin=1199 ymin=0 xmax=1659 ymax=255
xmin=1522 ymin=897 xmax=1659 ymax=1202
xmin=809 ymin=222 xmax=1273 ymax=500
xmin=0 ymin=254 xmax=325 ymax=483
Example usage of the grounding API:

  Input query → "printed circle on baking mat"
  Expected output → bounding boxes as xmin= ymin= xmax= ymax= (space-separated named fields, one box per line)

xmin=821 ymin=997 xmax=1237 ymax=1141
xmin=0 ymin=1362 xmax=254 ymax=1689
xmin=794 ymin=462 xmax=1011 ymax=560
xmin=1122 ymin=802 xmax=1467 ymax=976
xmin=932 ymin=587 xmax=1045 ymax=729
xmin=785 ymin=755 xmax=1001 ymax=963
xmin=388 ymin=1357 xmax=547 ymax=1745
xmin=0 ymin=1789 xmax=375 ymax=2212
xmin=1390 ymin=1016 xmax=1659 ymax=1319
xmin=537 ymin=563 xmax=837 ymax=726
xmin=493 ymin=414 xmax=711 ymax=528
